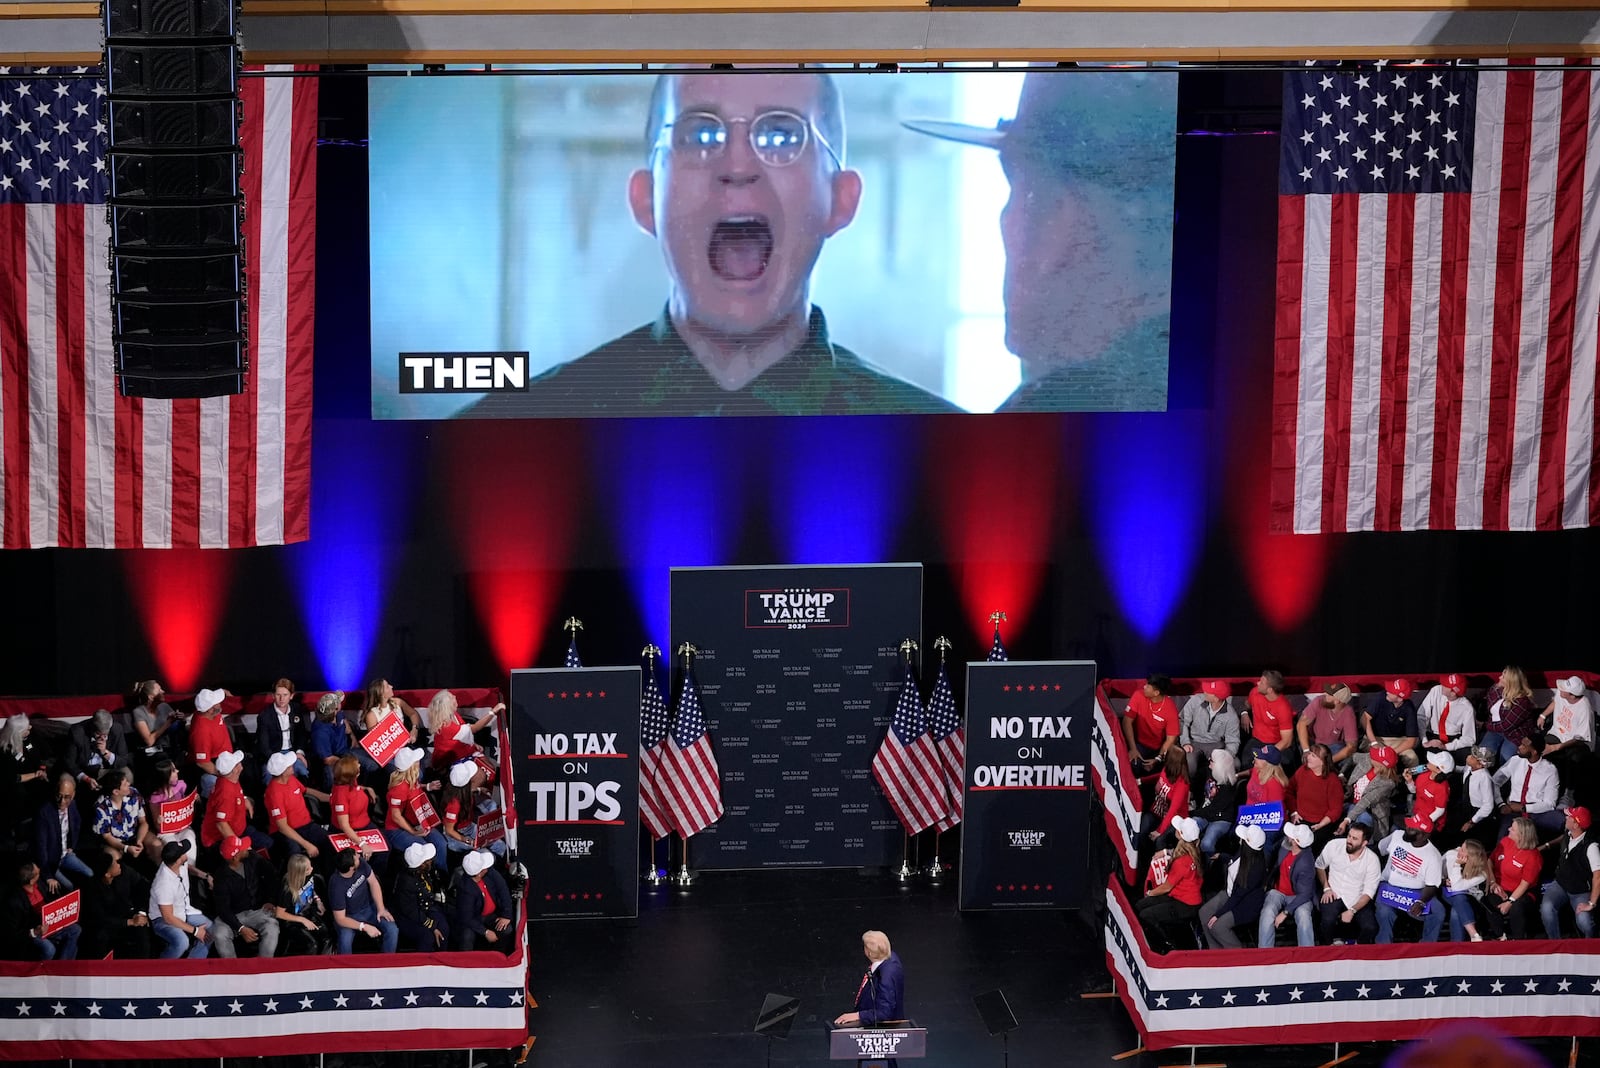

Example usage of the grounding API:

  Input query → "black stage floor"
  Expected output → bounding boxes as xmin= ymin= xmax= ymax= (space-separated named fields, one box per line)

xmin=525 ymin=868 xmax=1599 ymax=1068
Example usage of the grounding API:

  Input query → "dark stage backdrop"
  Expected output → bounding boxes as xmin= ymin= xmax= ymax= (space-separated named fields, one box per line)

xmin=670 ymin=564 xmax=921 ymax=869
xmin=3 ymin=72 xmax=1600 ymax=707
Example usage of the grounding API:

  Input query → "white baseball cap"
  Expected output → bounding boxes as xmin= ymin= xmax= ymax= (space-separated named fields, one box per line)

xmin=266 ymin=752 xmax=296 ymax=777
xmin=449 ymin=760 xmax=477 ymax=788
xmin=404 ymin=842 xmax=436 ymax=869
xmin=1173 ymin=817 xmax=1200 ymax=843
xmin=193 ymin=688 xmax=226 ymax=714
xmin=462 ymin=850 xmax=493 ymax=877
xmin=1426 ymin=751 xmax=1455 ymax=774
xmin=393 ymin=747 xmax=425 ymax=773
xmin=214 ymin=750 xmax=244 ymax=776
xmin=1235 ymin=824 xmax=1266 ymax=851
xmin=1558 ymin=676 xmax=1586 ymax=697
xmin=1284 ymin=823 xmax=1314 ymax=849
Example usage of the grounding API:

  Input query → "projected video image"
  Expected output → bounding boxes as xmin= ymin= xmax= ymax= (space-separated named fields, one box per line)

xmin=369 ymin=69 xmax=1177 ymax=418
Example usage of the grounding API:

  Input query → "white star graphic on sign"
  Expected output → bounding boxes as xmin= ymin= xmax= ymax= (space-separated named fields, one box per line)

xmin=1154 ymin=995 xmax=1168 ymax=1008
xmin=369 ymin=994 xmax=385 ymax=1007
xmin=228 ymin=1001 xmax=244 ymax=1014
xmin=87 ymin=1003 xmax=102 ymax=1016
xmin=405 ymin=992 xmax=420 ymax=1006
xmin=1524 ymin=979 xmax=1539 ymax=993
xmin=1422 ymin=982 xmax=1437 ymax=996
xmin=1322 ymin=986 xmax=1337 ymax=999
xmin=158 ymin=1002 xmax=173 ymax=1016
xmin=1302 ymin=93 xmax=1317 ymax=109
xmin=122 ymin=1002 xmax=138 ymax=1016
xmin=52 ymin=1003 xmax=66 ymax=1016
xmin=1188 ymin=992 xmax=1203 ymax=1006
xmin=1220 ymin=991 xmax=1236 ymax=1005
xmin=1255 ymin=990 xmax=1271 ymax=1004
xmin=1288 ymin=988 xmax=1303 ymax=1002
xmin=1456 ymin=981 xmax=1471 ymax=994
xmin=1558 ymin=979 xmax=1571 ymax=992
xmin=1389 ymin=984 xmax=1404 ymax=997
xmin=438 ymin=991 xmax=454 ymax=1005
xmin=1333 ymin=166 xmax=1349 ymax=181
xmin=333 ymin=994 xmax=348 ymax=1008
xmin=1441 ymin=164 xmax=1456 ymax=179
xmin=1356 ymin=985 xmax=1371 ymax=998
xmin=510 ymin=992 xmax=524 ymax=1006
xmin=299 ymin=997 xmax=314 ymax=1010
xmin=264 ymin=999 xmax=279 ymax=1013
xmin=193 ymin=1001 xmax=208 ymax=1015
xmin=1490 ymin=980 xmax=1505 ymax=994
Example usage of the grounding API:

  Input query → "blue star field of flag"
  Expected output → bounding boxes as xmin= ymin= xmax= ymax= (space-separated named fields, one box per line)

xmin=0 ymin=67 xmax=107 ymax=204
xmin=890 ymin=661 xmax=926 ymax=744
xmin=1 ymin=986 xmax=524 ymax=1020
xmin=641 ymin=659 xmax=671 ymax=746
xmin=925 ymin=663 xmax=960 ymax=742
xmin=671 ymin=667 xmax=707 ymax=748
xmin=1281 ymin=62 xmax=1477 ymax=195
xmin=987 ymin=628 xmax=1007 ymax=662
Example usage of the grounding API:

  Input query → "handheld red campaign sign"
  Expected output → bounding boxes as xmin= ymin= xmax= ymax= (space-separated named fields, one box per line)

xmin=408 ymin=794 xmax=441 ymax=833
xmin=40 ymin=890 xmax=80 ymax=936
xmin=360 ymin=713 xmax=409 ymax=767
xmin=330 ymin=828 xmax=390 ymax=853
xmin=157 ymin=791 xmax=198 ymax=834
xmin=475 ymin=803 xmax=506 ymax=847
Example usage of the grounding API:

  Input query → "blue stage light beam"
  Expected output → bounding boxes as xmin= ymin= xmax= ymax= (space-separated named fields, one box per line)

xmin=591 ymin=420 xmax=749 ymax=652
xmin=1089 ymin=411 xmax=1207 ymax=642
xmin=769 ymin=417 xmax=913 ymax=565
xmin=287 ymin=419 xmax=418 ymax=690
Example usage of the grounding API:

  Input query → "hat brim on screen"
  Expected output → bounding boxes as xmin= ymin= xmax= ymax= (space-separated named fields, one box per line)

xmin=901 ymin=119 xmax=1005 ymax=149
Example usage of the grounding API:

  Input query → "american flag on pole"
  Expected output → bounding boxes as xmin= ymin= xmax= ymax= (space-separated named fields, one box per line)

xmin=1274 ymin=59 xmax=1600 ymax=533
xmin=564 ymin=635 xmax=582 ymax=668
xmin=0 ymin=65 xmax=315 ymax=548
xmin=637 ymin=653 xmax=673 ymax=841
xmin=926 ymin=661 xmax=965 ymax=832
xmin=988 ymin=625 xmax=1008 ymax=661
xmin=871 ymin=660 xmax=948 ymax=835
xmin=658 ymin=660 xmax=724 ymax=838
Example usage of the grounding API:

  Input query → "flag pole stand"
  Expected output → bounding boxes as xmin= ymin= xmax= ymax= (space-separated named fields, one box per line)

xmin=642 ymin=835 xmax=665 ymax=887
xmin=894 ymin=832 xmax=916 ymax=883
xmin=924 ymin=828 xmax=946 ymax=883
xmin=672 ymin=834 xmax=695 ymax=888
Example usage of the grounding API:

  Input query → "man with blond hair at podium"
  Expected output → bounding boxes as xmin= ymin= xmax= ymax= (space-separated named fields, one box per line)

xmin=835 ymin=929 xmax=906 ymax=1064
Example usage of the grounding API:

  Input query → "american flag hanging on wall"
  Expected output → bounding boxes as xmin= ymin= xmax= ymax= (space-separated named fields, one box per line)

xmin=0 ymin=65 xmax=315 ymax=548
xmin=871 ymin=660 xmax=948 ymax=835
xmin=1273 ymin=59 xmax=1600 ymax=532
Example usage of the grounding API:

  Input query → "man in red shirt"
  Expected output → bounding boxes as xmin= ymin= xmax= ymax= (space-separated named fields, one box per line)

xmin=1122 ymin=674 xmax=1179 ymax=773
xmin=202 ymin=751 xmax=271 ymax=857
xmin=1243 ymin=669 xmax=1296 ymax=771
xmin=188 ymin=688 xmax=235 ymax=800
xmin=263 ymin=752 xmax=332 ymax=861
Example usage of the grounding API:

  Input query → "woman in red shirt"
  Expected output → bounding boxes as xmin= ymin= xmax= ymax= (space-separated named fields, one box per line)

xmin=427 ymin=691 xmax=501 ymax=772
xmin=384 ymin=747 xmax=449 ymax=862
xmin=1484 ymin=816 xmax=1541 ymax=939
xmin=1135 ymin=817 xmax=1204 ymax=952
xmin=1142 ymin=748 xmax=1192 ymax=845
xmin=1286 ymin=743 xmax=1345 ymax=855
xmin=330 ymin=755 xmax=381 ymax=867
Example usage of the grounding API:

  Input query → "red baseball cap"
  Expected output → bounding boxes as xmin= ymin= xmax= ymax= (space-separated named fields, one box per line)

xmin=1570 ymin=807 xmax=1592 ymax=831
xmin=1201 ymin=680 xmax=1230 ymax=699
xmin=1369 ymin=745 xmax=1398 ymax=769
xmin=1383 ymin=678 xmax=1412 ymax=698
xmin=220 ymin=835 xmax=249 ymax=860
xmin=1442 ymin=673 xmax=1467 ymax=693
xmin=1405 ymin=814 xmax=1431 ymax=832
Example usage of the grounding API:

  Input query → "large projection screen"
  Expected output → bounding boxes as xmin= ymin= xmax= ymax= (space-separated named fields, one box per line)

xmin=369 ymin=69 xmax=1177 ymax=417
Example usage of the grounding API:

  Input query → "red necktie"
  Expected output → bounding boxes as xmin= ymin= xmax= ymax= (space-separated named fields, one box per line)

xmin=1439 ymin=702 xmax=1451 ymax=747
xmin=856 ymin=970 xmax=871 ymax=1001
xmin=1519 ymin=767 xmax=1530 ymax=804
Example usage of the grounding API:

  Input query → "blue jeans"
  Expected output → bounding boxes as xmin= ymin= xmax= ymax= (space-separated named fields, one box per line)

xmin=1193 ymin=818 xmax=1233 ymax=856
xmin=385 ymin=827 xmax=449 ymax=862
xmin=1445 ymin=892 xmax=1483 ymax=940
xmin=1480 ymin=732 xmax=1520 ymax=765
xmin=1540 ymin=882 xmax=1596 ymax=939
xmin=335 ymin=905 xmax=398 ymax=955
xmin=1257 ymin=890 xmax=1314 ymax=947
xmin=1377 ymin=897 xmax=1445 ymax=943
xmin=32 ymin=923 xmax=80 ymax=960
xmin=153 ymin=912 xmax=212 ymax=958
xmin=48 ymin=852 xmax=94 ymax=892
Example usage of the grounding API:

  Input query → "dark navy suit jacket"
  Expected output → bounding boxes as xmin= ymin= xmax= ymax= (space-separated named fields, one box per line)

xmin=855 ymin=952 xmax=905 ymax=1025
